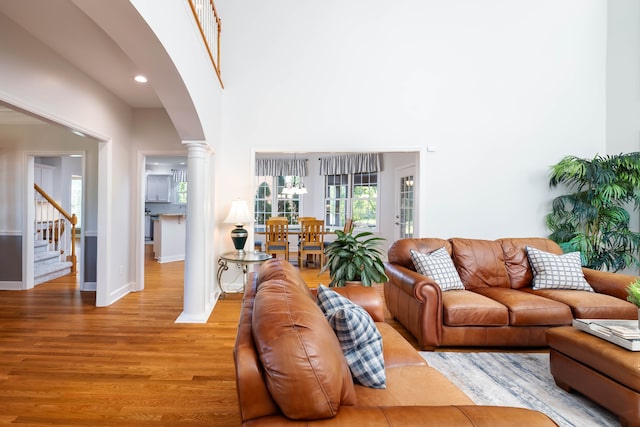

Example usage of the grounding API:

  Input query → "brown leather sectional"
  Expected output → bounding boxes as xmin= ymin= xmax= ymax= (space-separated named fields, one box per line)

xmin=385 ymin=237 xmax=638 ymax=350
xmin=234 ymin=258 xmax=558 ymax=426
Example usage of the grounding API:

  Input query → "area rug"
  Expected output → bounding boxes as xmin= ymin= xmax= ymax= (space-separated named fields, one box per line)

xmin=420 ymin=352 xmax=618 ymax=427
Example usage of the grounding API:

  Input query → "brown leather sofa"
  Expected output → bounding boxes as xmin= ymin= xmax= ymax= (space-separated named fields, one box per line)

xmin=234 ymin=258 xmax=558 ymax=426
xmin=385 ymin=237 xmax=638 ymax=350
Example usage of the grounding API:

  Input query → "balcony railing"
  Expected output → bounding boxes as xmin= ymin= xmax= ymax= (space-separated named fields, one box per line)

xmin=188 ymin=0 xmax=224 ymax=89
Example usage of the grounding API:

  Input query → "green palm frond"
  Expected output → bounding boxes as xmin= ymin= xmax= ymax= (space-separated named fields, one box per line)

xmin=546 ymin=152 xmax=640 ymax=272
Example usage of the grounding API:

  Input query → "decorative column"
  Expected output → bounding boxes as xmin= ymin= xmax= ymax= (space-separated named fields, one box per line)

xmin=176 ymin=141 xmax=214 ymax=323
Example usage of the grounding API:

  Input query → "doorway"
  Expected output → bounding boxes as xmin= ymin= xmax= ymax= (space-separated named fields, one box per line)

xmin=137 ymin=152 xmax=188 ymax=292
xmin=28 ymin=153 xmax=85 ymax=290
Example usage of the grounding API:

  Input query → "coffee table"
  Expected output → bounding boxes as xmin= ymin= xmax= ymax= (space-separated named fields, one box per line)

xmin=546 ymin=326 xmax=640 ymax=427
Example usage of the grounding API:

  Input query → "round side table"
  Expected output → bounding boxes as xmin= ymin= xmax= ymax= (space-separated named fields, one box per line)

xmin=216 ymin=251 xmax=272 ymax=299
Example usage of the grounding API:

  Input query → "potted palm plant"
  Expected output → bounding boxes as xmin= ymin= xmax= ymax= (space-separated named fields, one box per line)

xmin=546 ymin=152 xmax=640 ymax=271
xmin=321 ymin=229 xmax=389 ymax=287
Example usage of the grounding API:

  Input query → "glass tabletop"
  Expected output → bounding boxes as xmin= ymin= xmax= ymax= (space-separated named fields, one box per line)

xmin=219 ymin=251 xmax=272 ymax=263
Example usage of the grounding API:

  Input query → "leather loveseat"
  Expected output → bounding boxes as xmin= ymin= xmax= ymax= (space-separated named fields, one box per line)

xmin=384 ymin=237 xmax=638 ymax=350
xmin=234 ymin=258 xmax=557 ymax=426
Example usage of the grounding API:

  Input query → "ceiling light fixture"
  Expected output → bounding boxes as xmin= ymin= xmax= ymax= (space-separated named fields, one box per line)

xmin=134 ymin=75 xmax=148 ymax=83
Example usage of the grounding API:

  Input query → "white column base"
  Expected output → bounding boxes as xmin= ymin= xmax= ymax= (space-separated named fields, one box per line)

xmin=175 ymin=289 xmax=221 ymax=323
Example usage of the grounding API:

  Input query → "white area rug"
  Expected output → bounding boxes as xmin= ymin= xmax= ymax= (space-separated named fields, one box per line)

xmin=420 ymin=352 xmax=618 ymax=427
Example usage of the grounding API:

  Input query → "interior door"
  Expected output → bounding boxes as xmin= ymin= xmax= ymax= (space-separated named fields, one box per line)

xmin=394 ymin=165 xmax=416 ymax=241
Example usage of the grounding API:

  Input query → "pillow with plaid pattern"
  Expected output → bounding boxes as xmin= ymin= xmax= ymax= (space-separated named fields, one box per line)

xmin=316 ymin=285 xmax=386 ymax=389
xmin=525 ymin=246 xmax=593 ymax=292
xmin=410 ymin=248 xmax=465 ymax=291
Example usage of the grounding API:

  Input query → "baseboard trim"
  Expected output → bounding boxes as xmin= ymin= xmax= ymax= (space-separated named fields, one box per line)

xmin=0 ymin=281 xmax=24 ymax=290
xmin=157 ymin=254 xmax=185 ymax=263
xmin=81 ymin=281 xmax=97 ymax=291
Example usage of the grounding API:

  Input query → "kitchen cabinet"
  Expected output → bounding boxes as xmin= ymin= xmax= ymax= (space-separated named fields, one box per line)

xmin=146 ymin=174 xmax=171 ymax=203
xmin=145 ymin=215 xmax=153 ymax=240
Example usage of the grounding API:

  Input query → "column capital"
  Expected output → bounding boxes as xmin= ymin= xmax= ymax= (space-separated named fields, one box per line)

xmin=181 ymin=140 xmax=211 ymax=156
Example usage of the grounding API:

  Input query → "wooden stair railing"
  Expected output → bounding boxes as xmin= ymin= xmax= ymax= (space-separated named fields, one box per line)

xmin=34 ymin=183 xmax=77 ymax=274
xmin=188 ymin=0 xmax=224 ymax=89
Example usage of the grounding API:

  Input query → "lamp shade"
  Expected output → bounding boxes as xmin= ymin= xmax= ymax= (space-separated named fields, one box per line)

xmin=224 ymin=200 xmax=252 ymax=252
xmin=224 ymin=200 xmax=252 ymax=225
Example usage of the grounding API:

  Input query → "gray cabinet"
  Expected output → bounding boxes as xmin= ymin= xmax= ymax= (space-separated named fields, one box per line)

xmin=146 ymin=174 xmax=171 ymax=203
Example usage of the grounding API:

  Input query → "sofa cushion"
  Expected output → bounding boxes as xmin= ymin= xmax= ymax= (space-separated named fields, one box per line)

xmin=410 ymin=248 xmax=465 ymax=291
xmin=526 ymin=246 xmax=594 ymax=291
xmin=257 ymin=257 xmax=313 ymax=297
xmin=375 ymin=322 xmax=427 ymax=368
xmin=353 ymin=365 xmax=474 ymax=407
xmin=450 ymin=238 xmax=510 ymax=289
xmin=442 ymin=290 xmax=509 ymax=326
xmin=471 ymin=288 xmax=572 ymax=326
xmin=317 ymin=285 xmax=386 ymax=389
xmin=499 ymin=238 xmax=564 ymax=289
xmin=522 ymin=288 xmax=638 ymax=319
xmin=253 ymin=277 xmax=357 ymax=420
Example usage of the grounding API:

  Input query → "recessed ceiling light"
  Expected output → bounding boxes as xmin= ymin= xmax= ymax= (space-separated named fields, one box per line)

xmin=71 ymin=129 xmax=85 ymax=137
xmin=69 ymin=154 xmax=83 ymax=158
xmin=134 ymin=75 xmax=148 ymax=83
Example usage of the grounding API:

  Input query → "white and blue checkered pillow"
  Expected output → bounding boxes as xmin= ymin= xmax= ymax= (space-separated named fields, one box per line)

xmin=410 ymin=248 xmax=465 ymax=291
xmin=526 ymin=246 xmax=593 ymax=292
xmin=316 ymin=285 xmax=386 ymax=389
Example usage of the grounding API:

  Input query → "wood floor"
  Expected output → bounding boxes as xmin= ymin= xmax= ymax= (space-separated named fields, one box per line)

xmin=0 ymin=248 xmax=416 ymax=426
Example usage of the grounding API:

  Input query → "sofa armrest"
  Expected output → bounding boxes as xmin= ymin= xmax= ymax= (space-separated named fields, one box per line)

xmin=243 ymin=405 xmax=558 ymax=426
xmin=384 ymin=262 xmax=444 ymax=349
xmin=310 ymin=286 xmax=385 ymax=322
xmin=583 ymin=267 xmax=638 ymax=300
xmin=331 ymin=286 xmax=385 ymax=322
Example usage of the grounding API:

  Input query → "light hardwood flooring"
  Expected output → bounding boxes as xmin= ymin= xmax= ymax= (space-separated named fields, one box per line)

xmin=0 ymin=248 xmax=415 ymax=426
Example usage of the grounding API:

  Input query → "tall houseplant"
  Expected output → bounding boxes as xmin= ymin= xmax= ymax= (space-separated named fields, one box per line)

xmin=546 ymin=152 xmax=640 ymax=271
xmin=321 ymin=229 xmax=389 ymax=287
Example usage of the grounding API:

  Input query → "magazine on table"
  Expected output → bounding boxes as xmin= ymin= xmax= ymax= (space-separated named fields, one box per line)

xmin=573 ymin=319 xmax=640 ymax=351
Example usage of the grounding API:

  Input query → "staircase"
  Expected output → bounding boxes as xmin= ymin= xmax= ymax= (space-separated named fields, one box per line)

xmin=34 ymin=239 xmax=72 ymax=285
xmin=33 ymin=183 xmax=77 ymax=286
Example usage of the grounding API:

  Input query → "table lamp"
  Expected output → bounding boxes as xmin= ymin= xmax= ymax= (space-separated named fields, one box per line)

xmin=224 ymin=200 xmax=253 ymax=253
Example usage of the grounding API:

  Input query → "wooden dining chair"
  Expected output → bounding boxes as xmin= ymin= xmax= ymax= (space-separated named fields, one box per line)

xmin=343 ymin=218 xmax=354 ymax=233
xmin=265 ymin=217 xmax=289 ymax=260
xmin=297 ymin=216 xmax=316 ymax=225
xmin=298 ymin=219 xmax=325 ymax=269
xmin=296 ymin=217 xmax=316 ymax=264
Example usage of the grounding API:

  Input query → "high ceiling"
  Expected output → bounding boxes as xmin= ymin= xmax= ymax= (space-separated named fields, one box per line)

xmin=0 ymin=0 xmax=163 ymax=114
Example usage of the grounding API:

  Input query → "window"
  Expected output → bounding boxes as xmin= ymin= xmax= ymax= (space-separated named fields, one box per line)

xmin=175 ymin=181 xmax=187 ymax=204
xmin=325 ymin=172 xmax=378 ymax=230
xmin=173 ymin=170 xmax=188 ymax=204
xmin=70 ymin=175 xmax=82 ymax=229
xmin=254 ymin=175 xmax=303 ymax=225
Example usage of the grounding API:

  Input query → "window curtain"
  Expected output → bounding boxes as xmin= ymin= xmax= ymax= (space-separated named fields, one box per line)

xmin=172 ymin=169 xmax=187 ymax=182
xmin=255 ymin=158 xmax=308 ymax=176
xmin=318 ymin=153 xmax=382 ymax=175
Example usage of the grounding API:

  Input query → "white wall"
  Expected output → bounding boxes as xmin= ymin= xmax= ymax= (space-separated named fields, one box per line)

xmin=0 ymin=12 xmax=133 ymax=304
xmin=607 ymin=0 xmax=640 ymax=247
xmin=219 ymin=0 xmax=607 ymax=241
xmin=607 ymin=0 xmax=640 ymax=155
xmin=0 ymin=124 xmax=96 ymax=232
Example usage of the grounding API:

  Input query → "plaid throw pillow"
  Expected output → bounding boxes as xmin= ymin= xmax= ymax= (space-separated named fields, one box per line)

xmin=316 ymin=285 xmax=386 ymax=389
xmin=410 ymin=248 xmax=465 ymax=291
xmin=525 ymin=246 xmax=593 ymax=292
